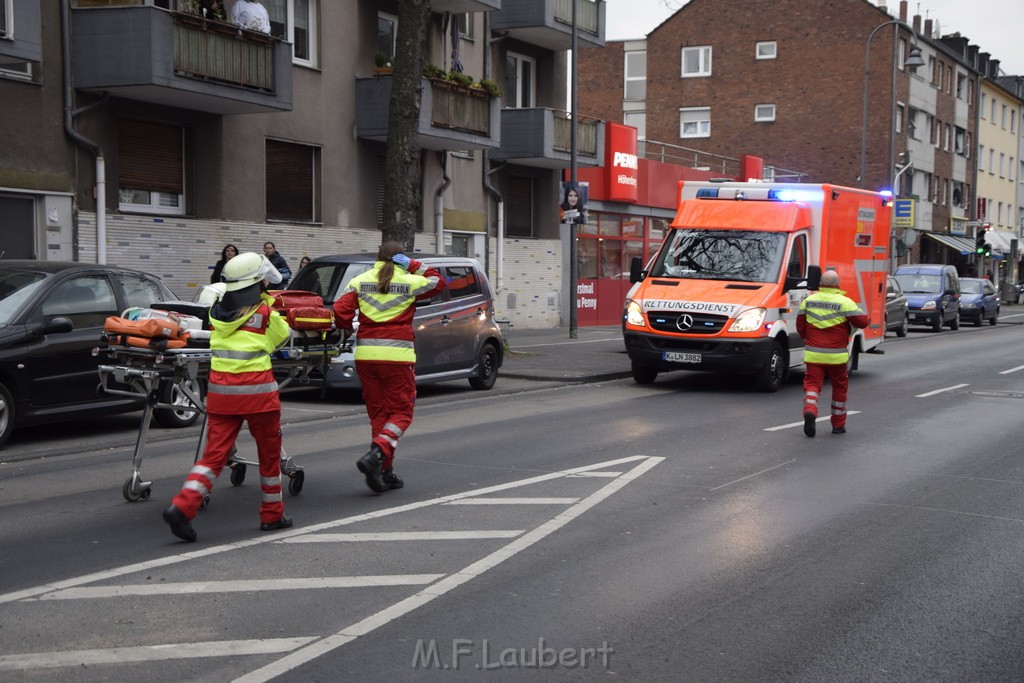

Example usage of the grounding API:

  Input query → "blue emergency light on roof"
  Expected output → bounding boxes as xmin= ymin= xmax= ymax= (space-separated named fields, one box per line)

xmin=695 ymin=188 xmax=720 ymax=198
xmin=767 ymin=188 xmax=824 ymax=203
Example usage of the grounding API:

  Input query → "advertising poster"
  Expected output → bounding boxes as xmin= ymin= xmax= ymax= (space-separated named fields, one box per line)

xmin=559 ymin=181 xmax=589 ymax=224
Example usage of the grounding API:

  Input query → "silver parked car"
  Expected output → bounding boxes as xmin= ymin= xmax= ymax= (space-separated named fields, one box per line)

xmin=290 ymin=254 xmax=504 ymax=390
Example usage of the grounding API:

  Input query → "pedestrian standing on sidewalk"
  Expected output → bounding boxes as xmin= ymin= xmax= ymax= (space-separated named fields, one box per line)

xmin=332 ymin=241 xmax=446 ymax=493
xmin=211 ymin=243 xmax=238 ymax=284
xmin=163 ymin=252 xmax=293 ymax=542
xmin=797 ymin=269 xmax=869 ymax=437
xmin=263 ymin=242 xmax=292 ymax=289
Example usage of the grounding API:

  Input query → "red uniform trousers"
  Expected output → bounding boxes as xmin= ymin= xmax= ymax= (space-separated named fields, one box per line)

xmin=356 ymin=360 xmax=416 ymax=469
xmin=171 ymin=410 xmax=284 ymax=524
xmin=802 ymin=362 xmax=849 ymax=429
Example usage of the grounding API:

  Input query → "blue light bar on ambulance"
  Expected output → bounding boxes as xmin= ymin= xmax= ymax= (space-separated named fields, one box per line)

xmin=695 ymin=188 xmax=720 ymax=198
xmin=767 ymin=188 xmax=825 ymax=203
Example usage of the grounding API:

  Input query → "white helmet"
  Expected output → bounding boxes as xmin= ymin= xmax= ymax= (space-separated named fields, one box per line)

xmin=195 ymin=282 xmax=227 ymax=306
xmin=222 ymin=252 xmax=282 ymax=291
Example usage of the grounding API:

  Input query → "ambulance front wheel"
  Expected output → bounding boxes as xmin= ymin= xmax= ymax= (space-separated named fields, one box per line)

xmin=631 ymin=361 xmax=659 ymax=384
xmin=755 ymin=342 xmax=786 ymax=393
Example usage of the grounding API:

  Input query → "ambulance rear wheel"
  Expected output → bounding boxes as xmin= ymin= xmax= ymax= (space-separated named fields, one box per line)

xmin=631 ymin=362 xmax=658 ymax=384
xmin=754 ymin=342 xmax=785 ymax=393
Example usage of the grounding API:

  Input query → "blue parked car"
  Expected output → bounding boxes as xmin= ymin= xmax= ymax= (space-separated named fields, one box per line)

xmin=892 ymin=263 xmax=960 ymax=332
xmin=958 ymin=277 xmax=999 ymax=326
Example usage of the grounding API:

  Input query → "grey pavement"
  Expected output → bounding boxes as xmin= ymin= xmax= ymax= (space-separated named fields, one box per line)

xmin=500 ymin=324 xmax=632 ymax=382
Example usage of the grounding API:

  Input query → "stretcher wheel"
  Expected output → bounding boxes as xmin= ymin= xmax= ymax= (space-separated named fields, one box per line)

xmin=200 ymin=494 xmax=210 ymax=509
xmin=288 ymin=470 xmax=304 ymax=495
xmin=230 ymin=463 xmax=247 ymax=486
xmin=140 ymin=488 xmax=152 ymax=500
xmin=122 ymin=477 xmax=149 ymax=502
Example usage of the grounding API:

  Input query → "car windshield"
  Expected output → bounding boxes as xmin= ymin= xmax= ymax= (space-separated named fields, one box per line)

xmin=894 ymin=273 xmax=941 ymax=293
xmin=649 ymin=229 xmax=787 ymax=283
xmin=960 ymin=280 xmax=984 ymax=295
xmin=0 ymin=268 xmax=49 ymax=325
xmin=290 ymin=262 xmax=372 ymax=302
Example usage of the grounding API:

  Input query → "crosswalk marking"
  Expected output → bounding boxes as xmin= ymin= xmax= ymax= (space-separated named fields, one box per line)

xmin=0 ymin=638 xmax=317 ymax=671
xmin=34 ymin=575 xmax=444 ymax=600
xmin=282 ymin=530 xmax=522 ymax=543
xmin=445 ymin=497 xmax=580 ymax=505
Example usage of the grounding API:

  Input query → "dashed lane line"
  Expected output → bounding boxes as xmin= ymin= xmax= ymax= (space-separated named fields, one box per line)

xmin=916 ymin=383 xmax=969 ymax=398
xmin=445 ymin=497 xmax=580 ymax=505
xmin=764 ymin=411 xmax=861 ymax=432
xmin=281 ymin=530 xmax=522 ymax=543
xmin=999 ymin=364 xmax=1024 ymax=375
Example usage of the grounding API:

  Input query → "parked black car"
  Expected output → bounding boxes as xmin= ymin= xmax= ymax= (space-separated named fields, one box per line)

xmin=0 ymin=261 xmax=197 ymax=448
xmin=958 ymin=277 xmax=999 ymax=326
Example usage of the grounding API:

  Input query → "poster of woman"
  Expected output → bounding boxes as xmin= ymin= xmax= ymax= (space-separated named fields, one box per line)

xmin=558 ymin=181 xmax=589 ymax=224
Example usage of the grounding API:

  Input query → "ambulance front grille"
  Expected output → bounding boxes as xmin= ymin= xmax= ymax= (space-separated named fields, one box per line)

xmin=647 ymin=311 xmax=728 ymax=335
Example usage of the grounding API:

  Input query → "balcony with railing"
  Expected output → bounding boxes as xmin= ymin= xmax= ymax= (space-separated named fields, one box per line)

xmin=71 ymin=5 xmax=292 ymax=114
xmin=490 ymin=0 xmax=604 ymax=51
xmin=431 ymin=0 xmax=502 ymax=14
xmin=355 ymin=77 xmax=500 ymax=151
xmin=491 ymin=108 xmax=603 ymax=168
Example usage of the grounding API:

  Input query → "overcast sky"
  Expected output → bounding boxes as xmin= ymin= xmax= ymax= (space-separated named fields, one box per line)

xmin=605 ymin=0 xmax=1024 ymax=76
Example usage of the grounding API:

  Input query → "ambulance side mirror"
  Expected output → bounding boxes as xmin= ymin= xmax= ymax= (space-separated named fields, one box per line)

xmin=806 ymin=266 xmax=822 ymax=290
xmin=629 ymin=256 xmax=646 ymax=284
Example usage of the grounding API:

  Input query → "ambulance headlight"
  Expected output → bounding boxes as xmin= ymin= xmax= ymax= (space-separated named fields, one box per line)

xmin=625 ymin=300 xmax=646 ymax=327
xmin=728 ymin=307 xmax=766 ymax=332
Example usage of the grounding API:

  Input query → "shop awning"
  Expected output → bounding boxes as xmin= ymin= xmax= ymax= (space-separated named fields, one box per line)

xmin=924 ymin=232 xmax=976 ymax=254
xmin=985 ymin=229 xmax=1015 ymax=254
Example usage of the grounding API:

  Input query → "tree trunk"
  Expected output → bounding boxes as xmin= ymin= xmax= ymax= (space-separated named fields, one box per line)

xmin=381 ymin=0 xmax=431 ymax=250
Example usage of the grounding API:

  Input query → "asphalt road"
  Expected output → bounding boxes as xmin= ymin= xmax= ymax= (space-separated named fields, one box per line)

xmin=2 ymin=320 xmax=1024 ymax=681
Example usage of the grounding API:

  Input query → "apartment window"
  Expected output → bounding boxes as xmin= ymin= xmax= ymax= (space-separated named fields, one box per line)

xmin=377 ymin=11 xmax=397 ymax=61
xmin=990 ymin=148 xmax=996 ymax=174
xmin=991 ymin=98 xmax=996 ymax=121
xmin=1010 ymin=157 xmax=1015 ymax=181
xmin=954 ymin=126 xmax=965 ymax=155
xmin=681 ymin=46 xmax=712 ymax=77
xmin=956 ymin=72 xmax=966 ymax=99
xmin=679 ymin=107 xmax=710 ymax=138
xmin=944 ymin=124 xmax=950 ymax=151
xmin=624 ymin=111 xmax=646 ymax=140
xmin=755 ymin=41 xmax=776 ymax=60
xmin=1002 ymin=104 xmax=1008 ymax=129
xmin=505 ymin=176 xmax=535 ymax=237
xmin=979 ymin=145 xmax=985 ymax=170
xmin=624 ymin=50 xmax=647 ymax=102
xmin=981 ymin=93 xmax=987 ymax=118
xmin=898 ymin=39 xmax=906 ymax=69
xmin=928 ymin=56 xmax=936 ymax=85
xmin=907 ymin=108 xmax=918 ymax=140
xmin=117 ymin=119 xmax=185 ymax=215
xmin=1000 ymin=153 xmax=1006 ymax=177
xmin=965 ymin=132 xmax=972 ymax=158
xmin=457 ymin=13 xmax=475 ymax=40
xmin=895 ymin=103 xmax=904 ymax=133
xmin=998 ymin=202 xmax=1003 ymax=226
xmin=266 ymin=139 xmax=320 ymax=223
xmin=941 ymin=179 xmax=948 ymax=206
xmin=505 ymin=52 xmax=535 ymax=108
xmin=290 ymin=0 xmax=317 ymax=66
xmin=754 ymin=104 xmax=776 ymax=122
xmin=1012 ymin=113 xmax=1017 ymax=134
xmin=0 ymin=0 xmax=9 ymax=39
xmin=968 ymin=79 xmax=975 ymax=106
xmin=946 ymin=65 xmax=952 ymax=94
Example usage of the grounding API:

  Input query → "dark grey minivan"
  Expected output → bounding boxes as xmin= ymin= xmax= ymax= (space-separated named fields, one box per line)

xmin=290 ymin=254 xmax=504 ymax=390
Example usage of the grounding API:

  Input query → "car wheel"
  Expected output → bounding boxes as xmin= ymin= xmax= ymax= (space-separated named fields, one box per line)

xmin=468 ymin=342 xmax=500 ymax=390
xmin=990 ymin=308 xmax=999 ymax=326
xmin=949 ymin=312 xmax=960 ymax=330
xmin=896 ymin=313 xmax=908 ymax=338
xmin=0 ymin=382 xmax=14 ymax=449
xmin=631 ymin=361 xmax=659 ymax=384
xmin=755 ymin=341 xmax=785 ymax=393
xmin=974 ymin=314 xmax=984 ymax=327
xmin=153 ymin=377 xmax=203 ymax=428
xmin=931 ymin=314 xmax=942 ymax=332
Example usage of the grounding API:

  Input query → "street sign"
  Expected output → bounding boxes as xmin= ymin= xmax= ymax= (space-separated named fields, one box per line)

xmin=893 ymin=198 xmax=915 ymax=228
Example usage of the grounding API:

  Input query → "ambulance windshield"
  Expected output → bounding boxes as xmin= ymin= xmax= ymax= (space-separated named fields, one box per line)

xmin=649 ymin=229 xmax=787 ymax=283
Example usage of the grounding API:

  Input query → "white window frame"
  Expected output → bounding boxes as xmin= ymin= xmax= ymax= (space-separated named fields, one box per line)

xmin=377 ymin=11 xmax=398 ymax=61
xmin=0 ymin=0 xmax=12 ymax=40
xmin=288 ymin=0 xmax=317 ymax=68
xmin=117 ymin=123 xmax=186 ymax=216
xmin=979 ymin=145 xmax=985 ymax=171
xmin=681 ymin=46 xmax=712 ymax=77
xmin=981 ymin=93 xmax=986 ymax=118
xmin=624 ymin=50 xmax=646 ymax=102
xmin=895 ymin=102 xmax=905 ymax=133
xmin=457 ymin=13 xmax=474 ymax=40
xmin=754 ymin=104 xmax=775 ymax=122
xmin=506 ymin=51 xmax=536 ymax=108
xmin=755 ymin=41 xmax=777 ymax=60
xmin=679 ymin=106 xmax=710 ymax=138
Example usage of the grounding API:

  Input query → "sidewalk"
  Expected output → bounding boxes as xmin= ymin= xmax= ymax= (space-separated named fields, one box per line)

xmin=500 ymin=325 xmax=633 ymax=382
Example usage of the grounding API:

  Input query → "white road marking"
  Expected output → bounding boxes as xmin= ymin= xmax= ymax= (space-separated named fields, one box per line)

xmin=234 ymin=456 xmax=664 ymax=683
xmin=0 ymin=638 xmax=317 ymax=671
xmin=567 ymin=471 xmax=622 ymax=477
xmin=999 ymin=364 xmax=1024 ymax=375
xmin=445 ymin=497 xmax=580 ymax=505
xmin=34 ymin=575 xmax=444 ymax=600
xmin=916 ymin=383 xmax=969 ymax=397
xmin=764 ymin=411 xmax=861 ymax=432
xmin=282 ymin=531 xmax=522 ymax=543
xmin=709 ymin=459 xmax=797 ymax=491
xmin=0 ymin=454 xmax=650 ymax=606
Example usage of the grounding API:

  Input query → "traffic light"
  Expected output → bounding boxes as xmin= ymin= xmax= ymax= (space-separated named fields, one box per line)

xmin=976 ymin=229 xmax=988 ymax=255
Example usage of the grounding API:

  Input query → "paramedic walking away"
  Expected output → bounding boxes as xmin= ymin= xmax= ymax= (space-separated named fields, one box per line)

xmin=797 ymin=269 xmax=869 ymax=438
xmin=332 ymin=241 xmax=446 ymax=493
xmin=163 ymin=252 xmax=293 ymax=542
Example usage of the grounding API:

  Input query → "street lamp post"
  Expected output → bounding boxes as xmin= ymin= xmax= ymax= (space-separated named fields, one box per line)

xmin=859 ymin=20 xmax=924 ymax=190
xmin=568 ymin=0 xmax=578 ymax=339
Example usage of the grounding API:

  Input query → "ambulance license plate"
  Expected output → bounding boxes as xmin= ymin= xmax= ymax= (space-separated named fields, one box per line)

xmin=663 ymin=351 xmax=701 ymax=364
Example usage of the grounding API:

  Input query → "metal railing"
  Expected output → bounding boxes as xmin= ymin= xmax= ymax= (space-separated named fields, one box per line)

xmin=553 ymin=111 xmax=599 ymax=157
xmin=639 ymin=140 xmax=806 ymax=181
xmin=173 ymin=14 xmax=276 ymax=91
xmin=554 ymin=0 xmax=599 ymax=34
xmin=430 ymin=80 xmax=491 ymax=135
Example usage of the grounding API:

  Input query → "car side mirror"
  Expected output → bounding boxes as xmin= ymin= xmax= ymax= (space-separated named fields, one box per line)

xmin=806 ymin=266 xmax=822 ymax=290
xmin=629 ymin=256 xmax=645 ymax=284
xmin=886 ymin=292 xmax=895 ymax=300
xmin=43 ymin=316 xmax=74 ymax=335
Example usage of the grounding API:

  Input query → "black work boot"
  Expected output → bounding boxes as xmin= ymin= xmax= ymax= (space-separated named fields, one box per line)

xmin=163 ymin=505 xmax=197 ymax=543
xmin=260 ymin=514 xmax=294 ymax=531
xmin=831 ymin=426 xmax=846 ymax=435
xmin=383 ymin=468 xmax=404 ymax=490
xmin=803 ymin=412 xmax=816 ymax=438
xmin=357 ymin=445 xmax=386 ymax=493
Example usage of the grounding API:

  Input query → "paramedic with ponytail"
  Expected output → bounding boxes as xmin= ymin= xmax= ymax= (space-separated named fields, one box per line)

xmin=333 ymin=241 xmax=446 ymax=493
xmin=163 ymin=252 xmax=293 ymax=542
xmin=796 ymin=269 xmax=869 ymax=438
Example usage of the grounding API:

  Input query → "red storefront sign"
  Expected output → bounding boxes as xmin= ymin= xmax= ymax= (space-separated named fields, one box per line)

xmin=977 ymin=197 xmax=986 ymax=218
xmin=605 ymin=122 xmax=638 ymax=203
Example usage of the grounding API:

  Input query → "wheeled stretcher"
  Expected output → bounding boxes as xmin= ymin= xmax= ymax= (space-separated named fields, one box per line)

xmin=96 ymin=331 xmax=342 ymax=502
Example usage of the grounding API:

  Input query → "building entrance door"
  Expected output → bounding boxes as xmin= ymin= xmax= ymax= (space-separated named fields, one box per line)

xmin=0 ymin=195 xmax=35 ymax=259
